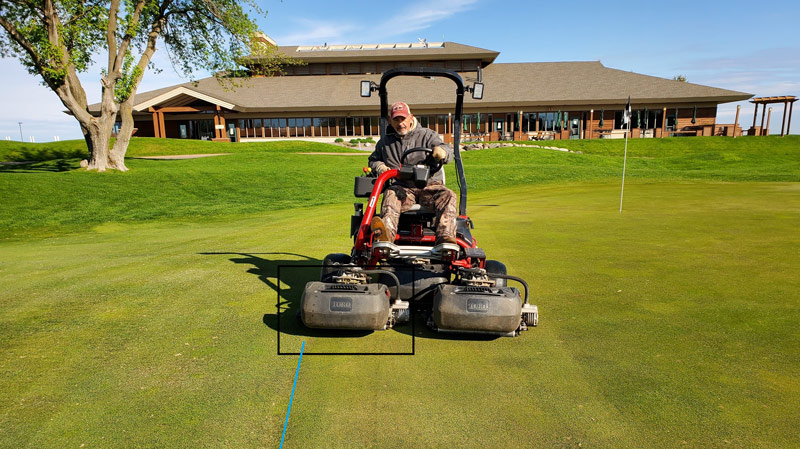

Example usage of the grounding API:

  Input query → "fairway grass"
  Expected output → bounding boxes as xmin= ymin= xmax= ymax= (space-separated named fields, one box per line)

xmin=1 ymin=181 xmax=798 ymax=448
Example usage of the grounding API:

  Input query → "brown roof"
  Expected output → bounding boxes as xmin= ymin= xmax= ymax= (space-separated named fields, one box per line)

xmin=473 ymin=62 xmax=752 ymax=106
xmin=113 ymin=61 xmax=752 ymax=114
xmin=244 ymin=42 xmax=500 ymax=66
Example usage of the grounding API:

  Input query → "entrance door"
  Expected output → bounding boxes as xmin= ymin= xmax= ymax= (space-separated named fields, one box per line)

xmin=494 ymin=119 xmax=504 ymax=135
xmin=569 ymin=118 xmax=580 ymax=139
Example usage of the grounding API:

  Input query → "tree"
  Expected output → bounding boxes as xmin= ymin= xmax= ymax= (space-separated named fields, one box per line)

xmin=0 ymin=1 xmax=295 ymax=171
xmin=673 ymin=75 xmax=687 ymax=82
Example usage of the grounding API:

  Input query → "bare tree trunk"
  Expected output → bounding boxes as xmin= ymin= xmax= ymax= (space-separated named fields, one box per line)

xmin=81 ymin=73 xmax=120 ymax=171
xmin=109 ymin=101 xmax=132 ymax=171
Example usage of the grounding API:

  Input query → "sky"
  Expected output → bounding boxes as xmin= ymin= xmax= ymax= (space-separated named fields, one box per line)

xmin=1 ymin=0 xmax=798 ymax=142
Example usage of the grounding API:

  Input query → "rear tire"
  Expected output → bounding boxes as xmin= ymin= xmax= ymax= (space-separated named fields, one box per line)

xmin=485 ymin=260 xmax=507 ymax=287
xmin=321 ymin=253 xmax=351 ymax=282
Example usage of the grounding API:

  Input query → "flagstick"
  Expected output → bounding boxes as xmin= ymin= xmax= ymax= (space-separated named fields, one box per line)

xmin=619 ymin=119 xmax=629 ymax=213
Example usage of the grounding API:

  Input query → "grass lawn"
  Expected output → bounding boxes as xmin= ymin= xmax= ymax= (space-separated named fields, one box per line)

xmin=1 ymin=136 xmax=797 ymax=238
xmin=0 ymin=136 xmax=798 ymax=447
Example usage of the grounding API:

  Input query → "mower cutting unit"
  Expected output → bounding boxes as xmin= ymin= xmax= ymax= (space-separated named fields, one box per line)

xmin=299 ymin=68 xmax=538 ymax=337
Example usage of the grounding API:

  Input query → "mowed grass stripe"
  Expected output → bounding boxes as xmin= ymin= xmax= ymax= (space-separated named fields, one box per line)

xmin=1 ymin=181 xmax=798 ymax=448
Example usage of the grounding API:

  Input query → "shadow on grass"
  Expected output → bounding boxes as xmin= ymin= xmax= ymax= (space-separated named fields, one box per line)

xmin=199 ymin=251 xmax=372 ymax=338
xmin=0 ymin=159 xmax=78 ymax=172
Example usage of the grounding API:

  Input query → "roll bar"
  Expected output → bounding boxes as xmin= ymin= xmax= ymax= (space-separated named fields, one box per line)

xmin=363 ymin=67 xmax=482 ymax=217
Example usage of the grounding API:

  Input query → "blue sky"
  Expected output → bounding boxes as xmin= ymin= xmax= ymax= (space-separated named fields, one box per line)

xmin=1 ymin=0 xmax=798 ymax=142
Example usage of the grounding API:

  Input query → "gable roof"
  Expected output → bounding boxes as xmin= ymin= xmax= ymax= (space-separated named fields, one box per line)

xmin=103 ymin=61 xmax=751 ymax=115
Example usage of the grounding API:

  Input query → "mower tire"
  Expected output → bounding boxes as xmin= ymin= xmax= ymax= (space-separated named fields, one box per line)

xmin=485 ymin=260 xmax=507 ymax=287
xmin=321 ymin=253 xmax=351 ymax=282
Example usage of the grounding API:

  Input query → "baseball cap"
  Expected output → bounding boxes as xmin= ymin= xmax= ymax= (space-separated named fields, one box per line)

xmin=390 ymin=102 xmax=411 ymax=119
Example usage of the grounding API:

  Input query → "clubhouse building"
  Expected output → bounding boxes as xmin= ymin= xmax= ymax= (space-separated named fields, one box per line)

xmin=116 ymin=37 xmax=755 ymax=142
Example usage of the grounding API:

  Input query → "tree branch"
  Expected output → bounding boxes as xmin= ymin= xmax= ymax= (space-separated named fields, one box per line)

xmin=64 ymin=1 xmax=105 ymax=26
xmin=0 ymin=16 xmax=41 ymax=67
xmin=106 ymin=0 xmax=119 ymax=81
xmin=112 ymin=0 xmax=148 ymax=76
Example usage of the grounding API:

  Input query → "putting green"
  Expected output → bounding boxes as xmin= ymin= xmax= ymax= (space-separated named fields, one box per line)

xmin=0 ymin=181 xmax=798 ymax=448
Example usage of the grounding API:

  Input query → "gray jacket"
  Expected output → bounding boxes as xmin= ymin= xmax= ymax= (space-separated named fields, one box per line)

xmin=368 ymin=117 xmax=453 ymax=186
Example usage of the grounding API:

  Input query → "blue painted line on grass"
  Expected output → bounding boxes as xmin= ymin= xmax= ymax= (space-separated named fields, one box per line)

xmin=279 ymin=341 xmax=305 ymax=449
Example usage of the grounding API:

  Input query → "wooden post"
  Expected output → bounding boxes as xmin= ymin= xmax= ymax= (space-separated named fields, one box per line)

xmin=733 ymin=105 xmax=740 ymax=138
xmin=448 ymin=113 xmax=452 ymax=141
xmin=151 ymin=111 xmax=160 ymax=138
xmin=661 ymin=107 xmax=667 ymax=138
xmin=215 ymin=105 xmax=222 ymax=139
xmin=759 ymin=103 xmax=767 ymax=136
xmin=786 ymin=101 xmax=794 ymax=137
xmin=213 ymin=113 xmax=220 ymax=139
xmin=158 ymin=111 xmax=166 ymax=139
xmin=588 ymin=109 xmax=594 ymax=139
xmin=752 ymin=103 xmax=758 ymax=129
xmin=781 ymin=101 xmax=789 ymax=136
xmin=765 ymin=107 xmax=772 ymax=136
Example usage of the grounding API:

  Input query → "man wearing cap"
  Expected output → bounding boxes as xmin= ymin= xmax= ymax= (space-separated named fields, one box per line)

xmin=367 ymin=101 xmax=458 ymax=246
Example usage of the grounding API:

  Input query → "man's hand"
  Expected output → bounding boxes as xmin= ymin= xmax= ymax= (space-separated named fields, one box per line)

xmin=432 ymin=145 xmax=447 ymax=161
xmin=374 ymin=162 xmax=390 ymax=175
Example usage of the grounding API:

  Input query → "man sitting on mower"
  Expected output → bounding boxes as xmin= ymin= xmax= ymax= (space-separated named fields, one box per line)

xmin=368 ymin=101 xmax=458 ymax=246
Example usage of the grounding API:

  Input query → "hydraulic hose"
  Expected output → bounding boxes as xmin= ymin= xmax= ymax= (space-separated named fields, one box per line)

xmin=361 ymin=269 xmax=401 ymax=291
xmin=490 ymin=274 xmax=530 ymax=305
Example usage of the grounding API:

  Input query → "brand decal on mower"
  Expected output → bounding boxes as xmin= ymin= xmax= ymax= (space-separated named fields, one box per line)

xmin=369 ymin=196 xmax=376 ymax=208
xmin=466 ymin=298 xmax=490 ymax=313
xmin=330 ymin=297 xmax=353 ymax=312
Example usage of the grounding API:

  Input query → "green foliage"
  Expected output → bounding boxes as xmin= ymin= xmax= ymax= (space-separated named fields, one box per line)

xmin=334 ymin=138 xmax=344 ymax=143
xmin=0 ymin=0 xmax=105 ymax=87
xmin=114 ymin=52 xmax=142 ymax=102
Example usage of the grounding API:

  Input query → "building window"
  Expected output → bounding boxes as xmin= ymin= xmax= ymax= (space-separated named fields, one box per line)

xmin=328 ymin=63 xmax=344 ymax=75
xmin=362 ymin=63 xmax=377 ymax=74
xmin=419 ymin=115 xmax=429 ymax=130
xmin=346 ymin=63 xmax=360 ymax=74
xmin=437 ymin=115 xmax=448 ymax=134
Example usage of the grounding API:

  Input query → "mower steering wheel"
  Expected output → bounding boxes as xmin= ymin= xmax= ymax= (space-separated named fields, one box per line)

xmin=400 ymin=147 xmax=443 ymax=176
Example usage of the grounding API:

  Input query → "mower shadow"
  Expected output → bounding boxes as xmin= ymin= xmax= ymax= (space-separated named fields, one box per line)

xmin=199 ymin=251 xmax=372 ymax=338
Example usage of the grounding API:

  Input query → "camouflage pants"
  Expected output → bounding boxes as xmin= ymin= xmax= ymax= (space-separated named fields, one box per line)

xmin=380 ymin=183 xmax=458 ymax=241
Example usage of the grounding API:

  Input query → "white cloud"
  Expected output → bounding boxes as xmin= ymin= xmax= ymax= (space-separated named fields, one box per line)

xmin=273 ymin=19 xmax=359 ymax=45
xmin=272 ymin=0 xmax=479 ymax=46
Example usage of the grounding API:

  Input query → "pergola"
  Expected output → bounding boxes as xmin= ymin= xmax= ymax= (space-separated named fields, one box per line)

xmin=750 ymin=96 xmax=796 ymax=136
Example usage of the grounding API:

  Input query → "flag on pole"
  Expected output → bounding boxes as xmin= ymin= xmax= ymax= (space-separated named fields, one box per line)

xmin=622 ymin=96 xmax=631 ymax=129
xmin=620 ymin=96 xmax=631 ymax=213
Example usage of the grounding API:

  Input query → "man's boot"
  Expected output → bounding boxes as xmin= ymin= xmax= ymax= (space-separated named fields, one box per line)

xmin=370 ymin=216 xmax=392 ymax=242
